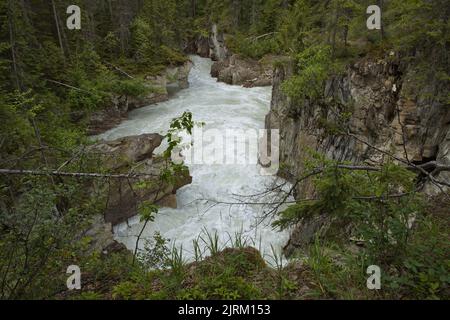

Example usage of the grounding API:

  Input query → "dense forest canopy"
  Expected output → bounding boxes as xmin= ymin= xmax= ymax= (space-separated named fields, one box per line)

xmin=0 ymin=0 xmax=448 ymax=300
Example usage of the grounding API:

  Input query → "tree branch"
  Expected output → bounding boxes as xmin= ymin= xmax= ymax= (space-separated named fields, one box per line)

xmin=0 ymin=169 xmax=158 ymax=180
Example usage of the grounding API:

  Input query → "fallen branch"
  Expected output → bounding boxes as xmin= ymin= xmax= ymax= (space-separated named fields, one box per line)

xmin=0 ymin=169 xmax=157 ymax=180
xmin=246 ymin=32 xmax=278 ymax=42
xmin=347 ymin=132 xmax=450 ymax=188
xmin=104 ymin=62 xmax=134 ymax=79
xmin=46 ymin=79 xmax=96 ymax=95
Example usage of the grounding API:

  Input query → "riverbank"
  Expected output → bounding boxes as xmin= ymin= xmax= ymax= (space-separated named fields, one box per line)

xmin=87 ymin=61 xmax=193 ymax=136
xmin=98 ymin=55 xmax=290 ymax=263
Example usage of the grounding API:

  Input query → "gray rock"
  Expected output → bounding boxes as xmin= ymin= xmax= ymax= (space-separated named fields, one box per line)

xmin=266 ymin=55 xmax=450 ymax=255
xmin=90 ymin=134 xmax=192 ymax=225
xmin=211 ymin=54 xmax=273 ymax=87
xmin=210 ymin=24 xmax=229 ymax=61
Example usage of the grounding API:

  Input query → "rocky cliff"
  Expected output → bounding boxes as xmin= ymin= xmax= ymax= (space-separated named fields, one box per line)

xmin=265 ymin=54 xmax=450 ymax=254
xmin=211 ymin=54 xmax=274 ymax=87
xmin=187 ymin=24 xmax=273 ymax=87
xmin=76 ymin=133 xmax=192 ymax=256
xmin=90 ymin=134 xmax=192 ymax=226
xmin=185 ymin=23 xmax=229 ymax=60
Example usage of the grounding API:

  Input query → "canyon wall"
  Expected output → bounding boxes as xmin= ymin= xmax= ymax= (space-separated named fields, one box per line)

xmin=265 ymin=54 xmax=450 ymax=254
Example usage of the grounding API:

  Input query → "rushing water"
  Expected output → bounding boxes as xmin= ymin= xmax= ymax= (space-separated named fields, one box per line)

xmin=99 ymin=56 xmax=291 ymax=263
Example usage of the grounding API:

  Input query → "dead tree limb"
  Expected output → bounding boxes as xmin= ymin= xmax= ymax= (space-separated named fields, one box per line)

xmin=104 ymin=62 xmax=134 ymax=79
xmin=347 ymin=132 xmax=450 ymax=188
xmin=45 ymin=79 xmax=97 ymax=95
xmin=0 ymin=169 xmax=158 ymax=179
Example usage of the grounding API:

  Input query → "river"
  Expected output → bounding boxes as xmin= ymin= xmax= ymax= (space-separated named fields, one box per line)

xmin=99 ymin=56 xmax=291 ymax=264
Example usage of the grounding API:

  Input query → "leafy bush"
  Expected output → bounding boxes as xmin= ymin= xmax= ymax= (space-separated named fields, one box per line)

xmin=275 ymin=158 xmax=423 ymax=262
xmin=227 ymin=33 xmax=281 ymax=60
xmin=281 ymin=45 xmax=341 ymax=102
xmin=110 ymin=79 xmax=150 ymax=98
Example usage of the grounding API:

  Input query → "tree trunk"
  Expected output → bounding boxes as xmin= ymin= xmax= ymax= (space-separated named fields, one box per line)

xmin=7 ymin=0 xmax=21 ymax=90
xmin=51 ymin=0 xmax=65 ymax=60
xmin=191 ymin=0 xmax=196 ymax=18
xmin=378 ymin=0 xmax=385 ymax=40
xmin=330 ymin=3 xmax=339 ymax=57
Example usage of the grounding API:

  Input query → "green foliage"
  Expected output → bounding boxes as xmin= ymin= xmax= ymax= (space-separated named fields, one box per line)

xmin=114 ymin=245 xmax=265 ymax=300
xmin=216 ymin=0 xmax=449 ymax=107
xmin=164 ymin=111 xmax=204 ymax=159
xmin=301 ymin=240 xmax=376 ymax=299
xmin=274 ymin=151 xmax=448 ymax=299
xmin=74 ymin=291 xmax=104 ymax=300
xmin=0 ymin=176 xmax=106 ymax=299
xmin=227 ymin=33 xmax=281 ymax=59
xmin=281 ymin=45 xmax=341 ymax=102
xmin=300 ymin=207 xmax=450 ymax=300
xmin=183 ymin=275 xmax=261 ymax=300
xmin=1 ymin=0 xmax=448 ymax=301
xmin=110 ymin=79 xmax=150 ymax=98
xmin=275 ymin=158 xmax=423 ymax=264
xmin=384 ymin=209 xmax=450 ymax=299
xmin=138 ymin=233 xmax=171 ymax=269
xmin=386 ymin=0 xmax=449 ymax=51
xmin=128 ymin=0 xmax=190 ymax=68
xmin=0 ymin=90 xmax=35 ymax=155
xmin=138 ymin=201 xmax=159 ymax=223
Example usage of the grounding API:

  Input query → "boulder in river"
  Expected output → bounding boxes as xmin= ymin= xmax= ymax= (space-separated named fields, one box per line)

xmin=210 ymin=54 xmax=273 ymax=87
xmin=90 ymin=134 xmax=192 ymax=225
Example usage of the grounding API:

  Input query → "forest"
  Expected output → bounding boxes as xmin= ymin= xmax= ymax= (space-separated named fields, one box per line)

xmin=0 ymin=0 xmax=449 ymax=301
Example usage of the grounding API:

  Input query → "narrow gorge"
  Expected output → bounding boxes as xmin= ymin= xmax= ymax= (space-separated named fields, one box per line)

xmin=1 ymin=0 xmax=448 ymax=301
xmin=97 ymin=56 xmax=291 ymax=262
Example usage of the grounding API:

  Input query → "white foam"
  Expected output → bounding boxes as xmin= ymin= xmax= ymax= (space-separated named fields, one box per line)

xmin=101 ymin=56 xmax=291 ymax=264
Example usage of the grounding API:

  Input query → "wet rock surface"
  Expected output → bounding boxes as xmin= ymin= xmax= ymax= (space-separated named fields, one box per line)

xmin=266 ymin=55 xmax=450 ymax=254
xmin=210 ymin=54 xmax=273 ymax=87
xmin=90 ymin=134 xmax=192 ymax=226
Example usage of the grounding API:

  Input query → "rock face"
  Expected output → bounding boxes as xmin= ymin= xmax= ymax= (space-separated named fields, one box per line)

xmin=90 ymin=134 xmax=192 ymax=225
xmin=265 ymin=55 xmax=450 ymax=253
xmin=210 ymin=24 xmax=229 ymax=61
xmin=166 ymin=62 xmax=193 ymax=90
xmin=83 ymin=215 xmax=126 ymax=254
xmin=208 ymin=24 xmax=274 ymax=87
xmin=210 ymin=54 xmax=273 ymax=87
xmin=87 ymin=61 xmax=192 ymax=135
xmin=185 ymin=35 xmax=211 ymax=58
xmin=185 ymin=24 xmax=273 ymax=87
xmin=185 ymin=24 xmax=229 ymax=60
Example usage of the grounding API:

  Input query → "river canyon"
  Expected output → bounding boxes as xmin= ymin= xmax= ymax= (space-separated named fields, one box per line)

xmin=98 ymin=56 xmax=291 ymax=263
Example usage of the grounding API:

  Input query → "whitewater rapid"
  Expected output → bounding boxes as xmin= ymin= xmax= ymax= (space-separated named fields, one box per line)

xmin=99 ymin=56 xmax=291 ymax=263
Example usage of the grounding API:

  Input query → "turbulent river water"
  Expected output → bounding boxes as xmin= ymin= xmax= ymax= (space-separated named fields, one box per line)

xmin=99 ymin=56 xmax=290 ymax=263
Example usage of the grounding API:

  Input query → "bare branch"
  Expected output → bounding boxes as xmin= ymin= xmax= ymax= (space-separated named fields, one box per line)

xmin=0 ymin=169 xmax=158 ymax=180
xmin=104 ymin=61 xmax=135 ymax=79
xmin=347 ymin=132 xmax=450 ymax=188
xmin=45 ymin=79 xmax=97 ymax=95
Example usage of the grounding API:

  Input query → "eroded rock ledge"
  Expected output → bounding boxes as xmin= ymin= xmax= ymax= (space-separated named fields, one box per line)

xmin=186 ymin=24 xmax=274 ymax=87
xmin=90 ymin=133 xmax=192 ymax=226
xmin=266 ymin=54 xmax=450 ymax=254
xmin=87 ymin=61 xmax=193 ymax=135
xmin=211 ymin=54 xmax=273 ymax=87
